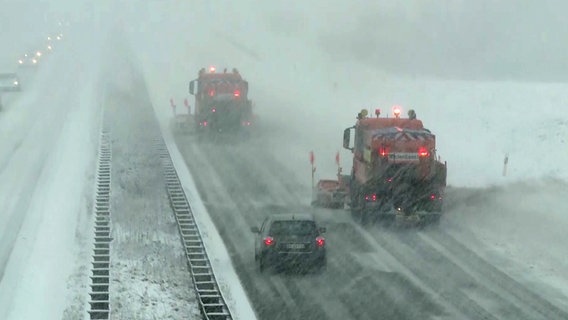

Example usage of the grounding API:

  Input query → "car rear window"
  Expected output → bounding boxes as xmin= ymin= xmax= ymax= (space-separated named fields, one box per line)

xmin=269 ymin=220 xmax=316 ymax=236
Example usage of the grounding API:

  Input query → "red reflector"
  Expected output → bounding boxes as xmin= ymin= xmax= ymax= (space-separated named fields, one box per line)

xmin=264 ymin=237 xmax=274 ymax=246
xmin=316 ymin=237 xmax=325 ymax=247
xmin=418 ymin=147 xmax=429 ymax=157
xmin=234 ymin=90 xmax=240 ymax=97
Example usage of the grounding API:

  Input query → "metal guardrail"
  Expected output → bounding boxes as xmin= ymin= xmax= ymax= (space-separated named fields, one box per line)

xmin=156 ymin=138 xmax=233 ymax=320
xmin=88 ymin=131 xmax=112 ymax=320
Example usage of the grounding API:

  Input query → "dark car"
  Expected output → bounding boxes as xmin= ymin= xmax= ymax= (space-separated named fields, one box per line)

xmin=251 ymin=213 xmax=326 ymax=273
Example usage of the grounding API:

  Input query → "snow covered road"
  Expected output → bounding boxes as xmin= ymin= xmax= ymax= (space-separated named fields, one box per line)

xmin=173 ymin=126 xmax=568 ymax=320
xmin=0 ymin=29 xmax=100 ymax=319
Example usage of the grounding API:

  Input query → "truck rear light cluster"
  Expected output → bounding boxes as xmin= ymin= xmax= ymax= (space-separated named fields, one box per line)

xmin=418 ymin=147 xmax=430 ymax=157
xmin=316 ymin=237 xmax=325 ymax=247
xmin=365 ymin=194 xmax=377 ymax=201
xmin=263 ymin=236 xmax=275 ymax=246
xmin=430 ymin=194 xmax=442 ymax=200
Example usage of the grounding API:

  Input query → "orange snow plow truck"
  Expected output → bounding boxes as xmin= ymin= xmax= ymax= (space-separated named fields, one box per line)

xmin=343 ymin=107 xmax=447 ymax=225
xmin=188 ymin=67 xmax=253 ymax=133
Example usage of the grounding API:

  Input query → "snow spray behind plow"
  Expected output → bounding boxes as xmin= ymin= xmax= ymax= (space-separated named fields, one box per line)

xmin=88 ymin=130 xmax=112 ymax=320
xmin=155 ymin=137 xmax=233 ymax=320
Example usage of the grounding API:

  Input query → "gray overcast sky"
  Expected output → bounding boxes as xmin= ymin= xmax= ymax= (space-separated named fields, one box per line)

xmin=313 ymin=1 xmax=568 ymax=82
xmin=2 ymin=0 xmax=567 ymax=82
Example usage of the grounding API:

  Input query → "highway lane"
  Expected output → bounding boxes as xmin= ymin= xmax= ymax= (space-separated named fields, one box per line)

xmin=174 ymin=130 xmax=568 ymax=320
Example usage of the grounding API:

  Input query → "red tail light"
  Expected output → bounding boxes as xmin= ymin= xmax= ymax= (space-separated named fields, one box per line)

xmin=203 ymin=121 xmax=208 ymax=127
xmin=429 ymin=194 xmax=442 ymax=200
xmin=379 ymin=147 xmax=388 ymax=157
xmin=365 ymin=194 xmax=377 ymax=201
xmin=211 ymin=107 xmax=216 ymax=113
xmin=208 ymin=89 xmax=215 ymax=97
xmin=263 ymin=237 xmax=274 ymax=246
xmin=418 ymin=147 xmax=429 ymax=157
xmin=316 ymin=237 xmax=325 ymax=247
xmin=234 ymin=90 xmax=240 ymax=97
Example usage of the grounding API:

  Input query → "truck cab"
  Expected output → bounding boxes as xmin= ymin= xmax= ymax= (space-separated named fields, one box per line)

xmin=189 ymin=67 xmax=253 ymax=133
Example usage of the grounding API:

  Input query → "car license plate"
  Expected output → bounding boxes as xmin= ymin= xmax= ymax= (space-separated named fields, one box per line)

xmin=286 ymin=243 xmax=305 ymax=250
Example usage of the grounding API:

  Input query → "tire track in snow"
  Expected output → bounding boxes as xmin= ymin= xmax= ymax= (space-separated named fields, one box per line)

xmin=175 ymin=135 xmax=448 ymax=320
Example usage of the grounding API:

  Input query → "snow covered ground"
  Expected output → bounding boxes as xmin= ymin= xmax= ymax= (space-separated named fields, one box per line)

xmin=0 ymin=1 xmax=566 ymax=319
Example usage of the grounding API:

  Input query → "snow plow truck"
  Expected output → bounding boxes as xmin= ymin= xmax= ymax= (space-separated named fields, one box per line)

xmin=188 ymin=67 xmax=253 ymax=134
xmin=343 ymin=107 xmax=447 ymax=225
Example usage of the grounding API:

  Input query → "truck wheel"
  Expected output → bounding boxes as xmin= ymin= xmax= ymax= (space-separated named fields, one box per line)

xmin=259 ymin=255 xmax=267 ymax=273
xmin=352 ymin=207 xmax=369 ymax=225
xmin=314 ymin=258 xmax=327 ymax=273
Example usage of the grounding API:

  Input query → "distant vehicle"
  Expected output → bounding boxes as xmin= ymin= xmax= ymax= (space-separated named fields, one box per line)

xmin=0 ymin=73 xmax=21 ymax=92
xmin=188 ymin=67 xmax=254 ymax=134
xmin=312 ymin=178 xmax=348 ymax=209
xmin=251 ymin=213 xmax=326 ymax=273
xmin=17 ymin=52 xmax=41 ymax=67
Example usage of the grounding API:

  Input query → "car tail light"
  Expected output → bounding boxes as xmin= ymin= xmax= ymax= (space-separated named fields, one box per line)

xmin=208 ymin=89 xmax=215 ymax=97
xmin=203 ymin=121 xmax=208 ymax=127
xmin=379 ymin=147 xmax=388 ymax=157
xmin=418 ymin=147 xmax=429 ymax=157
xmin=234 ymin=90 xmax=240 ymax=97
xmin=263 ymin=237 xmax=274 ymax=246
xmin=365 ymin=194 xmax=377 ymax=201
xmin=211 ymin=107 xmax=216 ymax=113
xmin=316 ymin=237 xmax=325 ymax=247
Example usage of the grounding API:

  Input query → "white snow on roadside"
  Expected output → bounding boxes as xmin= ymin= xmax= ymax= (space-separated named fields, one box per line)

xmin=159 ymin=122 xmax=258 ymax=320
